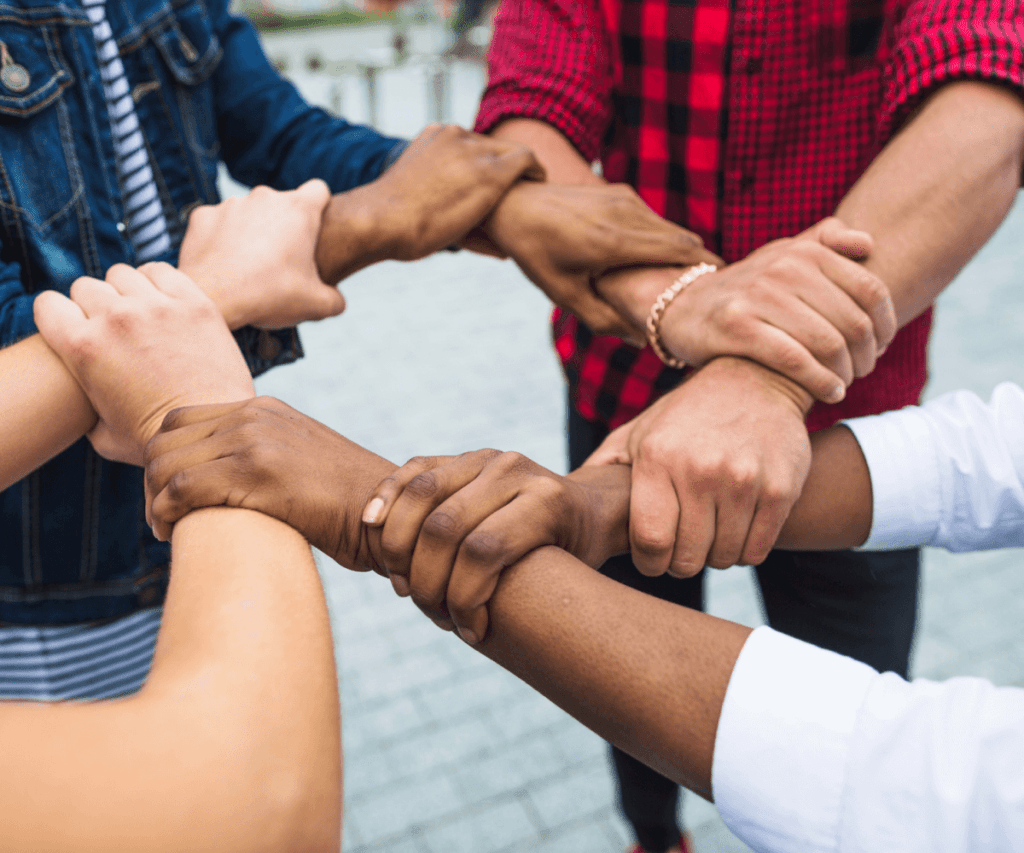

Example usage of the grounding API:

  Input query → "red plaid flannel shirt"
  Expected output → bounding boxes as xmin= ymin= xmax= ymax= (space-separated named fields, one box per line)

xmin=477 ymin=0 xmax=1024 ymax=431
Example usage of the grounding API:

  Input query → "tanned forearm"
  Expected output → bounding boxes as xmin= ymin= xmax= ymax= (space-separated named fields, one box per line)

xmin=490 ymin=118 xmax=605 ymax=185
xmin=0 ymin=507 xmax=341 ymax=853
xmin=0 ymin=335 xmax=96 ymax=490
xmin=479 ymin=546 xmax=750 ymax=800
xmin=776 ymin=425 xmax=874 ymax=550
xmin=835 ymin=81 xmax=1024 ymax=326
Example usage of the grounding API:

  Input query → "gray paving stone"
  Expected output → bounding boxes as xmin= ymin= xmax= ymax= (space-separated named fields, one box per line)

xmin=450 ymin=728 xmax=572 ymax=801
xmin=420 ymin=798 xmax=540 ymax=853
xmin=385 ymin=712 xmax=496 ymax=778
xmin=348 ymin=774 xmax=465 ymax=846
xmin=527 ymin=757 xmax=619 ymax=831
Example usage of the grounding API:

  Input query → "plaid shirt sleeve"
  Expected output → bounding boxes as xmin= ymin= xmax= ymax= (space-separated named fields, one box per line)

xmin=474 ymin=0 xmax=614 ymax=163
xmin=881 ymin=0 xmax=1024 ymax=137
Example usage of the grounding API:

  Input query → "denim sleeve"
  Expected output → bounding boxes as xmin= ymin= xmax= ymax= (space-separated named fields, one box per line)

xmin=208 ymin=0 xmax=407 ymax=193
xmin=0 ymin=259 xmax=37 ymax=348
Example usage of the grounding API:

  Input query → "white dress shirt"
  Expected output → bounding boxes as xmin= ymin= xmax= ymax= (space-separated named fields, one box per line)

xmin=713 ymin=383 xmax=1024 ymax=853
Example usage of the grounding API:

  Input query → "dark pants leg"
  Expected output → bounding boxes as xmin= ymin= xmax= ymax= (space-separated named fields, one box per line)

xmin=568 ymin=401 xmax=921 ymax=851
xmin=570 ymin=405 xmax=693 ymax=852
xmin=754 ymin=547 xmax=919 ymax=677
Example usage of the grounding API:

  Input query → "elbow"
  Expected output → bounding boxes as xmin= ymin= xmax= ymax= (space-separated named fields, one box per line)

xmin=251 ymin=762 xmax=342 ymax=853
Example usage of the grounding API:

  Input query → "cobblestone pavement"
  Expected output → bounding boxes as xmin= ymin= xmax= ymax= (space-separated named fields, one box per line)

xmin=246 ymin=23 xmax=1024 ymax=853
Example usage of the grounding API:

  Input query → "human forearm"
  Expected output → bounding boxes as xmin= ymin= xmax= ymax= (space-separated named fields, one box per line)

xmin=478 ymin=545 xmax=751 ymax=800
xmin=489 ymin=118 xmax=605 ymax=185
xmin=0 ymin=335 xmax=95 ymax=489
xmin=0 ymin=507 xmax=340 ymax=852
xmin=835 ymin=81 xmax=1024 ymax=326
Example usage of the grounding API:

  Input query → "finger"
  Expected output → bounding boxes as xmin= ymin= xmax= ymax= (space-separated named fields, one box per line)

xmin=733 ymin=322 xmax=848 ymax=404
xmin=156 ymin=400 xmax=254 ymax=436
xmin=446 ymin=501 xmax=556 ymax=644
xmin=814 ymin=248 xmax=896 ymax=356
xmin=68 ymin=275 xmax=119 ymax=317
xmin=406 ymin=471 xmax=518 ymax=627
xmin=666 ymin=493 xmax=716 ymax=579
xmin=583 ymin=423 xmax=634 ymax=467
xmin=313 ymin=282 xmax=346 ymax=319
xmin=145 ymin=428 xmax=232 ymax=519
xmin=376 ymin=451 xmax=499 ymax=593
xmin=807 ymin=216 xmax=874 ymax=261
xmin=362 ymin=455 xmax=460 ymax=527
xmin=138 ymin=261 xmax=207 ymax=302
xmin=105 ymin=263 xmax=156 ymax=297
xmin=704 ymin=479 xmax=759 ymax=570
xmin=33 ymin=290 xmax=87 ymax=350
xmin=567 ymin=287 xmax=642 ymax=342
xmin=488 ymin=137 xmax=547 ymax=183
xmin=149 ymin=456 xmax=247 ymax=542
xmin=628 ymin=461 xmax=681 ymax=576
xmin=757 ymin=294 xmax=857 ymax=387
xmin=296 ymin=177 xmax=332 ymax=214
xmin=739 ymin=498 xmax=791 ymax=567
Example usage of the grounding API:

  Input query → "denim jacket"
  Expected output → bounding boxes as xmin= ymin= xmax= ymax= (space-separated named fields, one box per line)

xmin=0 ymin=0 xmax=403 ymax=623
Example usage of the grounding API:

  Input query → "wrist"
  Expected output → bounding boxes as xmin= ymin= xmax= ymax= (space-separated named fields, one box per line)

xmin=316 ymin=184 xmax=398 ymax=283
xmin=176 ymin=263 xmax=247 ymax=330
xmin=565 ymin=465 xmax=632 ymax=565
xmin=704 ymin=356 xmax=815 ymax=417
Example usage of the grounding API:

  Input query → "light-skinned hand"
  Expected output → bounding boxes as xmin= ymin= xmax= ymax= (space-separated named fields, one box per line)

xmin=360 ymin=452 xmax=631 ymax=643
xmin=585 ymin=356 xmax=813 ymax=578
xmin=179 ymin=179 xmax=344 ymax=330
xmin=596 ymin=217 xmax=896 ymax=403
xmin=33 ymin=263 xmax=254 ymax=464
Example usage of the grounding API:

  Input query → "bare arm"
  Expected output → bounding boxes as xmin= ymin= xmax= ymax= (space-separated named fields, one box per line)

xmin=481 ymin=545 xmax=750 ymax=801
xmin=835 ymin=80 xmax=1024 ymax=326
xmin=0 ymin=507 xmax=340 ymax=853
xmin=0 ymin=334 xmax=95 ymax=491
xmin=3 ymin=266 xmax=342 ymax=851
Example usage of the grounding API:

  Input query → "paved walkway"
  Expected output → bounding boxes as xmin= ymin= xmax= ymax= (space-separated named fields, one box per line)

xmin=246 ymin=22 xmax=1024 ymax=852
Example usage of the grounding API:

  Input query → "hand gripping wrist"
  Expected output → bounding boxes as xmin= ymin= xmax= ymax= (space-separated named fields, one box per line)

xmin=646 ymin=263 xmax=717 ymax=368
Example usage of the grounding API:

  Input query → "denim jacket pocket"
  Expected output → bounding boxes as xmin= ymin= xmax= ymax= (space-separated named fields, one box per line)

xmin=0 ymin=14 xmax=85 ymax=235
xmin=146 ymin=1 xmax=222 ymax=160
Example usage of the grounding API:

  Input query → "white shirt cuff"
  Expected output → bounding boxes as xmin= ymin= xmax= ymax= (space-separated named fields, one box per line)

xmin=843 ymin=408 xmax=942 ymax=550
xmin=712 ymin=626 xmax=878 ymax=853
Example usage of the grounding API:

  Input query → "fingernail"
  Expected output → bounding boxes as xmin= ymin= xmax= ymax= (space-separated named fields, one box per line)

xmin=827 ymin=385 xmax=846 ymax=404
xmin=362 ymin=497 xmax=385 ymax=524
xmin=436 ymin=618 xmax=455 ymax=632
xmin=459 ymin=628 xmax=479 ymax=645
xmin=391 ymin=575 xmax=410 ymax=597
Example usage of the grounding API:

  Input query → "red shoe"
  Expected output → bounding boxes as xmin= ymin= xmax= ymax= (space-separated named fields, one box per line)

xmin=627 ymin=833 xmax=695 ymax=853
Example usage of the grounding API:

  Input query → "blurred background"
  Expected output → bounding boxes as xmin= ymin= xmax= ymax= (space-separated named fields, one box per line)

xmin=224 ymin=4 xmax=1024 ymax=851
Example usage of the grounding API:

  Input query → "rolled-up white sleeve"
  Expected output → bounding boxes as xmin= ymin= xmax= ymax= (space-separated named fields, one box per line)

xmin=844 ymin=382 xmax=1024 ymax=552
xmin=713 ymin=627 xmax=1024 ymax=853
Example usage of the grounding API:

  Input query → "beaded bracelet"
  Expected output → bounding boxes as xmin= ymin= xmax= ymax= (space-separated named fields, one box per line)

xmin=645 ymin=262 xmax=718 ymax=369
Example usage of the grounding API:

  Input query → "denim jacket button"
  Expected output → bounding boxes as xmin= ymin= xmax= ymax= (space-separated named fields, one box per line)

xmin=117 ymin=221 xmax=126 ymax=233
xmin=1 ymin=62 xmax=30 ymax=93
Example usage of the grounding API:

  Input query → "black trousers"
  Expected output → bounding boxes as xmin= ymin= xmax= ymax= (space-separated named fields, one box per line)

xmin=568 ymin=404 xmax=920 ymax=853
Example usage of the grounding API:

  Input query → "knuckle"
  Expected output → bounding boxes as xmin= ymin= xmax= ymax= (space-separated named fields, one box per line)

xmin=631 ymin=526 xmax=672 ymax=558
xmin=847 ymin=313 xmax=873 ymax=344
xmin=421 ymin=509 xmax=461 ymax=542
xmin=405 ymin=471 xmax=442 ymax=501
xmin=462 ymin=530 xmax=505 ymax=566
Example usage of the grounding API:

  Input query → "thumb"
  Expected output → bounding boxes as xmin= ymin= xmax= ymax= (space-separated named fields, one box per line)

xmin=315 ymin=282 xmax=346 ymax=319
xmin=296 ymin=178 xmax=332 ymax=215
xmin=583 ymin=423 xmax=633 ymax=467
xmin=802 ymin=216 xmax=874 ymax=260
xmin=33 ymin=290 xmax=88 ymax=360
